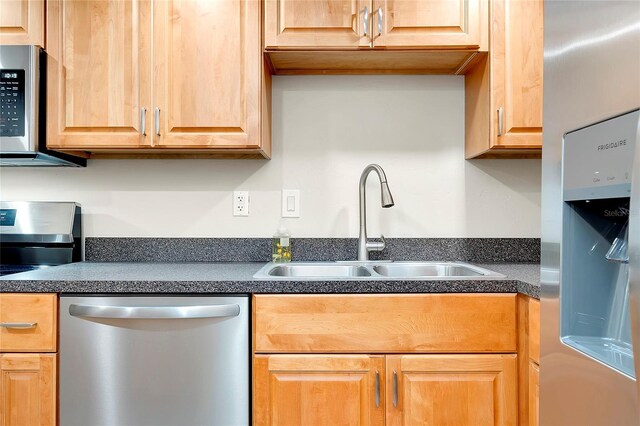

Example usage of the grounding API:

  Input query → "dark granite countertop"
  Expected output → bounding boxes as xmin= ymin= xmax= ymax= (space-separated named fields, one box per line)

xmin=0 ymin=262 xmax=540 ymax=299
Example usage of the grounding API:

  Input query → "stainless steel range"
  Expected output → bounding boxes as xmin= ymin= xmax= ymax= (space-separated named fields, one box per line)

xmin=0 ymin=201 xmax=82 ymax=276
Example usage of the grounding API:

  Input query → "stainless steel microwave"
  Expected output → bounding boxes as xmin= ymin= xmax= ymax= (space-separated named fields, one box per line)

xmin=0 ymin=45 xmax=85 ymax=167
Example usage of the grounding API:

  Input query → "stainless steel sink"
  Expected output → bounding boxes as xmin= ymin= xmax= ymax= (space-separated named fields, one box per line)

xmin=253 ymin=261 xmax=504 ymax=280
xmin=266 ymin=264 xmax=371 ymax=278
xmin=372 ymin=263 xmax=489 ymax=278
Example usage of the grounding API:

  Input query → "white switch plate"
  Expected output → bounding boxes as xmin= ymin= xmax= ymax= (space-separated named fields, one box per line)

xmin=233 ymin=191 xmax=249 ymax=216
xmin=282 ymin=190 xmax=300 ymax=218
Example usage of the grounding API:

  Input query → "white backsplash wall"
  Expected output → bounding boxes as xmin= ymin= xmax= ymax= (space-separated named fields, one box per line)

xmin=0 ymin=75 xmax=541 ymax=238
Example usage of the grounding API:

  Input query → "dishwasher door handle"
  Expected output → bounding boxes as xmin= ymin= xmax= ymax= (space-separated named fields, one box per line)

xmin=69 ymin=303 xmax=241 ymax=319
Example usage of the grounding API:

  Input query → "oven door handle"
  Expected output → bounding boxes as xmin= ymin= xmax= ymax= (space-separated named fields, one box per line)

xmin=69 ymin=303 xmax=240 ymax=319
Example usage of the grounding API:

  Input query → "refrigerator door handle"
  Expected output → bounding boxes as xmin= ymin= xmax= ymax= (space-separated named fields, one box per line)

xmin=69 ymin=303 xmax=240 ymax=320
xmin=627 ymin=117 xmax=640 ymax=407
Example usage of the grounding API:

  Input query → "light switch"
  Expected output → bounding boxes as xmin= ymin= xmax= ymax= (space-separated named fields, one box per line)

xmin=282 ymin=190 xmax=300 ymax=218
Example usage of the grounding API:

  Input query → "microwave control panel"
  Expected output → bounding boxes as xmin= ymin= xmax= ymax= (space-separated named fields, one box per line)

xmin=0 ymin=69 xmax=26 ymax=137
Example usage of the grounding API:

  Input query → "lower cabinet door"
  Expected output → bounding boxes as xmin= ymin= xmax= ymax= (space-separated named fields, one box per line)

xmin=529 ymin=361 xmax=540 ymax=426
xmin=0 ymin=354 xmax=56 ymax=426
xmin=254 ymin=354 xmax=385 ymax=426
xmin=386 ymin=354 xmax=517 ymax=426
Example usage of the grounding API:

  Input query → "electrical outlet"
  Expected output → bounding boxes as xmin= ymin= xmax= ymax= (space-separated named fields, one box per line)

xmin=233 ymin=191 xmax=249 ymax=216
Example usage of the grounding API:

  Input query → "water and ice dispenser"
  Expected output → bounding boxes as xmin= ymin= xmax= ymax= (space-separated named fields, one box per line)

xmin=561 ymin=110 xmax=640 ymax=378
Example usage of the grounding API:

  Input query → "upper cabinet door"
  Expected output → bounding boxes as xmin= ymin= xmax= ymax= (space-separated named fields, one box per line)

xmin=46 ymin=0 xmax=152 ymax=150
xmin=386 ymin=354 xmax=517 ymax=426
xmin=0 ymin=0 xmax=45 ymax=47
xmin=372 ymin=0 xmax=484 ymax=49
xmin=265 ymin=0 xmax=371 ymax=49
xmin=153 ymin=0 xmax=264 ymax=151
xmin=493 ymin=0 xmax=543 ymax=148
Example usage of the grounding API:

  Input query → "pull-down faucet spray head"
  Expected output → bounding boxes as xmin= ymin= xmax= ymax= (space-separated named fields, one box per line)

xmin=380 ymin=181 xmax=394 ymax=208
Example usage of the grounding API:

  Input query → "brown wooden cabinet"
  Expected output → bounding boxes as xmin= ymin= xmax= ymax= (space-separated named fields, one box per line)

xmin=0 ymin=354 xmax=56 ymax=426
xmin=0 ymin=294 xmax=57 ymax=426
xmin=386 ymin=355 xmax=517 ymax=426
xmin=46 ymin=0 xmax=152 ymax=151
xmin=264 ymin=0 xmax=488 ymax=74
xmin=254 ymin=353 xmax=516 ymax=426
xmin=265 ymin=0 xmax=370 ymax=49
xmin=372 ymin=0 xmax=484 ymax=49
xmin=265 ymin=0 xmax=484 ymax=50
xmin=465 ymin=0 xmax=543 ymax=158
xmin=46 ymin=0 xmax=270 ymax=158
xmin=254 ymin=294 xmax=519 ymax=425
xmin=0 ymin=0 xmax=44 ymax=47
xmin=254 ymin=355 xmax=385 ymax=426
xmin=517 ymin=295 xmax=540 ymax=426
xmin=152 ymin=0 xmax=266 ymax=152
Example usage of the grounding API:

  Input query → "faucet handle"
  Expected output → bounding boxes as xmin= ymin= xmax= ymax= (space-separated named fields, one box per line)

xmin=366 ymin=234 xmax=386 ymax=252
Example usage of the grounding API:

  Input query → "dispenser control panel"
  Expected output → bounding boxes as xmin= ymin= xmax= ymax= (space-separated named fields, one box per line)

xmin=0 ymin=69 xmax=26 ymax=137
xmin=563 ymin=109 xmax=639 ymax=200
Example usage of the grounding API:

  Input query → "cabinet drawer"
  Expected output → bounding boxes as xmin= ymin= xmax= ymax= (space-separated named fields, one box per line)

xmin=254 ymin=294 xmax=516 ymax=353
xmin=0 ymin=294 xmax=57 ymax=352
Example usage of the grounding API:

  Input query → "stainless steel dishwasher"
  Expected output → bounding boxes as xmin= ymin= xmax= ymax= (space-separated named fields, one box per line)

xmin=60 ymin=296 xmax=249 ymax=426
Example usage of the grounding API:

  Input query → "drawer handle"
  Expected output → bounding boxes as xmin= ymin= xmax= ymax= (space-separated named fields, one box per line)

xmin=375 ymin=369 xmax=380 ymax=408
xmin=69 ymin=304 xmax=240 ymax=320
xmin=0 ymin=322 xmax=37 ymax=329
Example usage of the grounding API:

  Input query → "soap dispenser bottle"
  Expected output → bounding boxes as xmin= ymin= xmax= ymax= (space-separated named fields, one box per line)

xmin=272 ymin=225 xmax=292 ymax=263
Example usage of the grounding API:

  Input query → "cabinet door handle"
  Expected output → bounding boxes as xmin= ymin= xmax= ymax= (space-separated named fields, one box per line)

xmin=0 ymin=322 xmax=37 ymax=329
xmin=140 ymin=107 xmax=147 ymax=136
xmin=376 ymin=7 xmax=383 ymax=37
xmin=393 ymin=370 xmax=398 ymax=407
xmin=497 ymin=107 xmax=504 ymax=136
xmin=155 ymin=107 xmax=161 ymax=136
xmin=363 ymin=6 xmax=369 ymax=37
xmin=375 ymin=370 xmax=380 ymax=408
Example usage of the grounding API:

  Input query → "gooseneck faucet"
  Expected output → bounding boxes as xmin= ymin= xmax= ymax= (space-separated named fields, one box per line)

xmin=358 ymin=164 xmax=395 ymax=261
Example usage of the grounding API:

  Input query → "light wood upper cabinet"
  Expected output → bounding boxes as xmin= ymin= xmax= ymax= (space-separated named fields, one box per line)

xmin=46 ymin=0 xmax=152 ymax=150
xmin=46 ymin=0 xmax=270 ymax=158
xmin=0 ymin=0 xmax=44 ymax=47
xmin=372 ymin=0 xmax=485 ymax=49
xmin=263 ymin=0 xmax=488 ymax=74
xmin=153 ymin=0 xmax=264 ymax=151
xmin=0 ymin=354 xmax=56 ymax=426
xmin=465 ymin=0 xmax=543 ymax=158
xmin=265 ymin=0 xmax=370 ymax=49
xmin=254 ymin=355 xmax=385 ymax=426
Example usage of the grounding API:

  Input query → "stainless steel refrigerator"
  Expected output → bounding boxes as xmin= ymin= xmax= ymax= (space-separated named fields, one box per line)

xmin=542 ymin=1 xmax=640 ymax=424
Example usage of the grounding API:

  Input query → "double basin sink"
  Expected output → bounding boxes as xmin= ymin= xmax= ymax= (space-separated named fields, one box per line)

xmin=253 ymin=261 xmax=505 ymax=280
